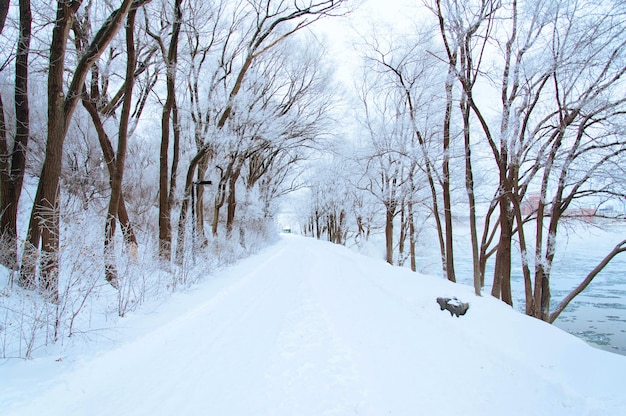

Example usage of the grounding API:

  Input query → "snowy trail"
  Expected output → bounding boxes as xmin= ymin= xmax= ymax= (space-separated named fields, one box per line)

xmin=4 ymin=235 xmax=626 ymax=415
xmin=5 ymin=240 xmax=309 ymax=415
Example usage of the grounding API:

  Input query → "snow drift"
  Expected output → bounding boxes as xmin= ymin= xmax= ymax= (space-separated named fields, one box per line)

xmin=2 ymin=235 xmax=625 ymax=415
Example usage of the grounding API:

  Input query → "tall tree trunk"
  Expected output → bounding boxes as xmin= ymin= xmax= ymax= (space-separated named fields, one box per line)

xmin=0 ymin=94 xmax=10 ymax=264
xmin=0 ymin=0 xmax=6 ymax=197
xmin=174 ymin=151 xmax=211 ymax=265
xmin=490 ymin=0 xmax=518 ymax=307
xmin=158 ymin=0 xmax=182 ymax=261
xmin=26 ymin=1 xmax=76 ymax=300
xmin=442 ymin=65 xmax=456 ymax=282
xmin=105 ymin=8 xmax=137 ymax=287
xmin=461 ymin=95 xmax=480 ymax=295
xmin=167 ymin=98 xmax=180 ymax=208
xmin=1 ymin=0 xmax=31 ymax=271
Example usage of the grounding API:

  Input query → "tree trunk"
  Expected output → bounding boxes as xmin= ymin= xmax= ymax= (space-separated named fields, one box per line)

xmin=0 ymin=0 xmax=8 ymax=33
xmin=174 ymin=151 xmax=211 ymax=265
xmin=27 ymin=1 xmax=76 ymax=300
xmin=315 ymin=210 xmax=321 ymax=239
xmin=513 ymin=195 xmax=534 ymax=315
xmin=491 ymin=185 xmax=513 ymax=306
xmin=105 ymin=8 xmax=138 ymax=287
xmin=158 ymin=0 xmax=182 ymax=261
xmin=339 ymin=209 xmax=346 ymax=245
xmin=0 ymin=0 xmax=7 ymax=207
xmin=0 ymin=0 xmax=31 ymax=271
xmin=225 ymin=166 xmax=241 ymax=236
xmin=460 ymin=97 xmax=481 ymax=295
xmin=385 ymin=203 xmax=394 ymax=265
xmin=0 ymin=93 xmax=13 ymax=267
xmin=212 ymin=175 xmax=227 ymax=236
xmin=168 ymin=98 xmax=180 ymax=209
xmin=442 ymin=65 xmax=456 ymax=282
xmin=398 ymin=203 xmax=406 ymax=266
xmin=81 ymin=91 xmax=137 ymax=246
xmin=408 ymin=198 xmax=416 ymax=272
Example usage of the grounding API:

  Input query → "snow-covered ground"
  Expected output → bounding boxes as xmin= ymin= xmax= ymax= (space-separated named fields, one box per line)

xmin=2 ymin=234 xmax=626 ymax=415
xmin=410 ymin=220 xmax=626 ymax=355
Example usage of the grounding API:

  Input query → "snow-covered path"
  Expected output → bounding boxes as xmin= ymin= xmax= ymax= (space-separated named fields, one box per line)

xmin=4 ymin=235 xmax=626 ymax=415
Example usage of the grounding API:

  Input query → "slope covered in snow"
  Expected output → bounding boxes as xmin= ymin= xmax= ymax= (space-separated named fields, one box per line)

xmin=2 ymin=235 xmax=625 ymax=415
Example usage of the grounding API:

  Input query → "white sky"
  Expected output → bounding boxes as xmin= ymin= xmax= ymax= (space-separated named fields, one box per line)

xmin=310 ymin=0 xmax=428 ymax=84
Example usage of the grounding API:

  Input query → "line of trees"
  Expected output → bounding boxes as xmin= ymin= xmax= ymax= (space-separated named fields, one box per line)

xmin=1 ymin=0 xmax=625 ymax=329
xmin=301 ymin=0 xmax=626 ymax=323
xmin=0 ymin=0 xmax=349 ymax=302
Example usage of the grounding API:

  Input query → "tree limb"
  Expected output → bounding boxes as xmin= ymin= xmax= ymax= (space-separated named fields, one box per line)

xmin=549 ymin=239 xmax=626 ymax=323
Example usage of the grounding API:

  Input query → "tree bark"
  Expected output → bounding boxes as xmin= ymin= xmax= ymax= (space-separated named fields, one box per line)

xmin=104 ymin=8 xmax=138 ymax=287
xmin=0 ymin=0 xmax=9 ymax=33
xmin=25 ymin=0 xmax=78 ymax=300
xmin=157 ymin=0 xmax=182 ymax=261
xmin=1 ymin=0 xmax=31 ymax=271
xmin=408 ymin=198 xmax=416 ymax=272
xmin=81 ymin=91 xmax=137 ymax=247
xmin=0 ymin=94 xmax=10 ymax=263
xmin=512 ymin=194 xmax=534 ymax=315
xmin=225 ymin=162 xmax=242 ymax=237
xmin=384 ymin=203 xmax=394 ymax=265
xmin=212 ymin=167 xmax=228 ymax=236
xmin=442 ymin=63 xmax=456 ymax=283
xmin=460 ymin=94 xmax=480 ymax=295
xmin=491 ymin=182 xmax=514 ymax=306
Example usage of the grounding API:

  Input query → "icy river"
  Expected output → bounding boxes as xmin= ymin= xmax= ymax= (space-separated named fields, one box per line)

xmin=418 ymin=221 xmax=626 ymax=356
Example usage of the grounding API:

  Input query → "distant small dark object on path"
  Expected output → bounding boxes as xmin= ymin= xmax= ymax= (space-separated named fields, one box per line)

xmin=436 ymin=297 xmax=469 ymax=317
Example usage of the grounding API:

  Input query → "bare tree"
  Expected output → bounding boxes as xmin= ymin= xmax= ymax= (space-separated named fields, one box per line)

xmin=225 ymin=39 xmax=334 ymax=232
xmin=360 ymin=29 xmax=451 ymax=276
xmin=359 ymin=90 xmax=409 ymax=264
xmin=142 ymin=0 xmax=183 ymax=261
xmin=176 ymin=0 xmax=349 ymax=257
xmin=100 ymin=5 xmax=142 ymax=286
xmin=20 ymin=0 xmax=144 ymax=301
xmin=70 ymin=0 xmax=151 ymax=286
xmin=530 ymin=14 xmax=626 ymax=319
xmin=304 ymin=162 xmax=356 ymax=246
xmin=430 ymin=0 xmax=626 ymax=319
xmin=177 ymin=0 xmax=227 ymax=253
